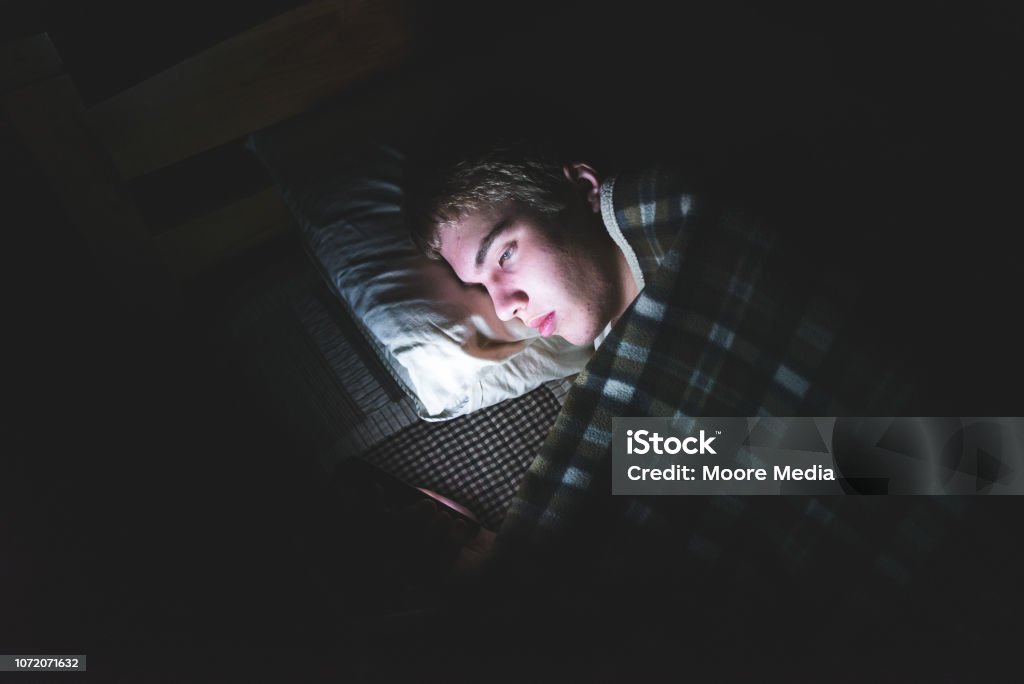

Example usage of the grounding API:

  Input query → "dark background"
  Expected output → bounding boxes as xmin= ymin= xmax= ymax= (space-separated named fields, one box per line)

xmin=2 ymin=0 xmax=1023 ymax=679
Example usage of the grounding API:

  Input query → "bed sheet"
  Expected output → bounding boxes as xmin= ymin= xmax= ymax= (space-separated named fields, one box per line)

xmin=217 ymin=258 xmax=571 ymax=529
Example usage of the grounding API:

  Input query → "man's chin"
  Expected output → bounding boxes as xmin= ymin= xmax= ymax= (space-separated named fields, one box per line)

xmin=558 ymin=327 xmax=601 ymax=348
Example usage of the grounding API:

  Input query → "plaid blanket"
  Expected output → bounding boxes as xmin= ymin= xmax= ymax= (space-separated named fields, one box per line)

xmin=487 ymin=168 xmax=966 ymax=626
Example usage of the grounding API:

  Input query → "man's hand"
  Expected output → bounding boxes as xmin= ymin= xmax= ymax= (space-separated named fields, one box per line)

xmin=454 ymin=525 xmax=496 ymax=577
xmin=393 ymin=495 xmax=496 ymax=582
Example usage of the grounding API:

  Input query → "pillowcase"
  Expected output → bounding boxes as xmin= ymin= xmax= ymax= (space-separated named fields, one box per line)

xmin=246 ymin=109 xmax=592 ymax=420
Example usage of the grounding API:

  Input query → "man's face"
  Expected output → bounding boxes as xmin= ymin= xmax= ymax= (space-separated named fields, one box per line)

xmin=437 ymin=200 xmax=619 ymax=347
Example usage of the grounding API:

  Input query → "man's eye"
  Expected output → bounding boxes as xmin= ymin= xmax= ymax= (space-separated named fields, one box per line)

xmin=499 ymin=244 xmax=516 ymax=267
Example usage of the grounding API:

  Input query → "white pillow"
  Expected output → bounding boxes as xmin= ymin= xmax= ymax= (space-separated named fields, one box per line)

xmin=251 ymin=138 xmax=592 ymax=419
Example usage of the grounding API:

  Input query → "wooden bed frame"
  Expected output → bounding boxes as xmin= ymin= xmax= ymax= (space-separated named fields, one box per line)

xmin=2 ymin=0 xmax=420 ymax=317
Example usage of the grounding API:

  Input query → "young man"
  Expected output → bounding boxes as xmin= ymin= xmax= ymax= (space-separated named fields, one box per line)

xmin=408 ymin=154 xmax=638 ymax=349
xmin=405 ymin=141 xmax=954 ymax=625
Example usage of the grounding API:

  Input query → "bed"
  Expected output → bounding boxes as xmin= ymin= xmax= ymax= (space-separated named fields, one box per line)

xmin=2 ymin=0 xmax=589 ymax=531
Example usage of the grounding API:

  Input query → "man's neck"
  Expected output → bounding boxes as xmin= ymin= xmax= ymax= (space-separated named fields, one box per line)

xmin=610 ymin=240 xmax=640 ymax=328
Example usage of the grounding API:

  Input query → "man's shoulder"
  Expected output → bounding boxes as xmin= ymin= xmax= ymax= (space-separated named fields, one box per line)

xmin=609 ymin=166 xmax=695 ymax=221
xmin=604 ymin=166 xmax=699 ymax=276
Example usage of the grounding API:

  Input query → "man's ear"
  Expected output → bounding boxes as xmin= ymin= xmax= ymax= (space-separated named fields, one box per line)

xmin=563 ymin=162 xmax=601 ymax=213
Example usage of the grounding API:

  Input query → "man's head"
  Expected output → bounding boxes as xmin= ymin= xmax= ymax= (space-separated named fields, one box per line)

xmin=405 ymin=142 xmax=636 ymax=346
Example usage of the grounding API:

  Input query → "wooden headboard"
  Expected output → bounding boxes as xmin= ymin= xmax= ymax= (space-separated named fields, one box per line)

xmin=2 ymin=0 xmax=418 ymax=316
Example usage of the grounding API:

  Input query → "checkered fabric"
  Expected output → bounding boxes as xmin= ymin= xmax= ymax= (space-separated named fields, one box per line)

xmin=491 ymin=168 xmax=960 ymax=611
xmin=218 ymin=255 xmax=573 ymax=530
xmin=362 ymin=384 xmax=563 ymax=530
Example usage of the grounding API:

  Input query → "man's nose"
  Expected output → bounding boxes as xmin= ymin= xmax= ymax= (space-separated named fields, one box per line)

xmin=490 ymin=287 xmax=528 ymax=322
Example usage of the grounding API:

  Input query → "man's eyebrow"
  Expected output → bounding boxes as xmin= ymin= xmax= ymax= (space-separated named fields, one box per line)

xmin=474 ymin=217 xmax=513 ymax=269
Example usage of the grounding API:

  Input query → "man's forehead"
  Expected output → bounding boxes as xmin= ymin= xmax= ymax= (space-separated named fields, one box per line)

xmin=437 ymin=203 xmax=511 ymax=272
xmin=436 ymin=213 xmax=484 ymax=256
xmin=437 ymin=214 xmax=485 ymax=278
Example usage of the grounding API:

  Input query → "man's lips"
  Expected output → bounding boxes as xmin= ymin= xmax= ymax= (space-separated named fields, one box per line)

xmin=527 ymin=311 xmax=557 ymax=337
